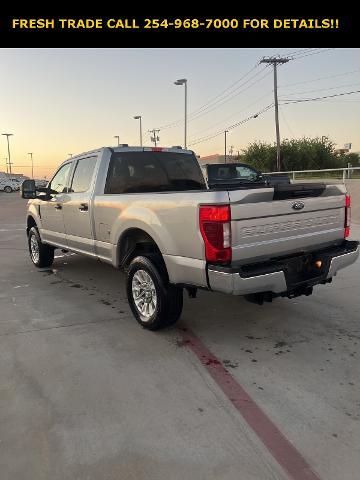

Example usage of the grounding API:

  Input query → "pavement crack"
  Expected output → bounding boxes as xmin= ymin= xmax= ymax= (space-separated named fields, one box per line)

xmin=0 ymin=318 xmax=117 ymax=337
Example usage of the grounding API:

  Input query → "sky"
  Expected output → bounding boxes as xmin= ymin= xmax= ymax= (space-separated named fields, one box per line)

xmin=0 ymin=48 xmax=359 ymax=178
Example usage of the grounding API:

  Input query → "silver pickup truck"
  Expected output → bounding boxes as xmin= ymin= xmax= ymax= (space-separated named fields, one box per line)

xmin=21 ymin=146 xmax=359 ymax=330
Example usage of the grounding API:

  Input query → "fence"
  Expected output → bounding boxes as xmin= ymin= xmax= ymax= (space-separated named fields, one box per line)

xmin=265 ymin=167 xmax=360 ymax=183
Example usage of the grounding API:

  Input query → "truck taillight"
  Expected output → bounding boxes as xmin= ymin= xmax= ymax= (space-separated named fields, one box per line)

xmin=345 ymin=194 xmax=351 ymax=238
xmin=199 ymin=205 xmax=231 ymax=263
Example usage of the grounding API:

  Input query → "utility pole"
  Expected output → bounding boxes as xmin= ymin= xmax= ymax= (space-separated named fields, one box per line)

xmin=149 ymin=129 xmax=160 ymax=147
xmin=2 ymin=133 xmax=13 ymax=174
xmin=114 ymin=135 xmax=120 ymax=146
xmin=28 ymin=152 xmax=34 ymax=179
xmin=260 ymin=57 xmax=289 ymax=171
xmin=224 ymin=130 xmax=229 ymax=163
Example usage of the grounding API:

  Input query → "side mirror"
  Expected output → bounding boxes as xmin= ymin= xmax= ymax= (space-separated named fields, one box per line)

xmin=21 ymin=179 xmax=36 ymax=199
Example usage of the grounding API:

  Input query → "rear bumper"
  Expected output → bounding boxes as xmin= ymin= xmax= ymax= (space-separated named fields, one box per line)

xmin=208 ymin=240 xmax=359 ymax=296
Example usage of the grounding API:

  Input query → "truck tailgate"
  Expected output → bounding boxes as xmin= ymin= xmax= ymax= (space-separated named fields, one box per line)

xmin=229 ymin=185 xmax=346 ymax=262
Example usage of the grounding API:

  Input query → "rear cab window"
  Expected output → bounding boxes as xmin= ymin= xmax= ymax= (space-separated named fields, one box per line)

xmin=208 ymin=164 xmax=260 ymax=182
xmin=104 ymin=151 xmax=206 ymax=194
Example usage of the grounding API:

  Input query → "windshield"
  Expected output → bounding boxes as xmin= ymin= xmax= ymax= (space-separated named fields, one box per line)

xmin=207 ymin=164 xmax=262 ymax=184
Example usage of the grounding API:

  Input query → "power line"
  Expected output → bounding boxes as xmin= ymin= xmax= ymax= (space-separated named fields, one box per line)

xmin=263 ymin=49 xmax=323 ymax=61
xmin=155 ymin=50 xmax=331 ymax=137
xmin=188 ymin=103 xmax=274 ymax=147
xmin=283 ymin=48 xmax=323 ymax=58
xmin=281 ymin=82 xmax=360 ymax=97
xmin=182 ymin=68 xmax=272 ymax=125
xmin=155 ymin=52 xmax=332 ymax=152
xmin=187 ymin=90 xmax=273 ymax=140
xmin=279 ymin=106 xmax=296 ymax=138
xmin=307 ymin=99 xmax=360 ymax=103
xmin=289 ymin=48 xmax=335 ymax=61
xmin=228 ymin=103 xmax=274 ymax=130
xmin=11 ymin=164 xmax=59 ymax=168
xmin=186 ymin=48 xmax=330 ymax=146
xmin=281 ymin=89 xmax=360 ymax=104
xmin=157 ymin=64 xmax=267 ymax=130
xmin=186 ymin=64 xmax=260 ymax=118
xmin=157 ymin=64 xmax=259 ymax=130
xmin=262 ymin=49 xmax=332 ymax=62
xmin=279 ymin=68 xmax=360 ymax=88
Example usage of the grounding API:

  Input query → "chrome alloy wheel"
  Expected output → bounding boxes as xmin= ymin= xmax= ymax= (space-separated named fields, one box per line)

xmin=30 ymin=234 xmax=40 ymax=264
xmin=132 ymin=269 xmax=157 ymax=320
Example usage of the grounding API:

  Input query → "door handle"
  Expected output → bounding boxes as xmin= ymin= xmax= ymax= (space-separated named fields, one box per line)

xmin=79 ymin=203 xmax=89 ymax=212
xmin=54 ymin=204 xmax=62 ymax=210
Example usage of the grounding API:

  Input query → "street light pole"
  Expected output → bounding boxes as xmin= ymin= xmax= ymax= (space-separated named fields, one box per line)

xmin=133 ymin=116 xmax=143 ymax=147
xmin=174 ymin=78 xmax=188 ymax=149
xmin=114 ymin=135 xmax=120 ymax=146
xmin=2 ymin=133 xmax=14 ymax=174
xmin=28 ymin=152 xmax=34 ymax=178
xmin=260 ymin=57 xmax=289 ymax=171
xmin=224 ymin=130 xmax=229 ymax=163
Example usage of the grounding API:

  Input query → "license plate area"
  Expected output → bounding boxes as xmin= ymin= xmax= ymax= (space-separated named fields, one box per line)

xmin=282 ymin=253 xmax=330 ymax=288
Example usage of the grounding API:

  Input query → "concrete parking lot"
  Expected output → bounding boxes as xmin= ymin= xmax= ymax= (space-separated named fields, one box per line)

xmin=1 ymin=192 xmax=359 ymax=480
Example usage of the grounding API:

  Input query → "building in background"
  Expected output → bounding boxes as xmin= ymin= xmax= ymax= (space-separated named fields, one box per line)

xmin=0 ymin=171 xmax=29 ymax=180
xmin=334 ymin=148 xmax=351 ymax=155
xmin=198 ymin=154 xmax=227 ymax=164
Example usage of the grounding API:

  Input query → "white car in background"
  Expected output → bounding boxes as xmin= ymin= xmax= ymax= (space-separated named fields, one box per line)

xmin=34 ymin=179 xmax=48 ymax=188
xmin=0 ymin=178 xmax=21 ymax=193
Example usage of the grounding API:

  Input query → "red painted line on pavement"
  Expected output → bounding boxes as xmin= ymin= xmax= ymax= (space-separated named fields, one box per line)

xmin=179 ymin=327 xmax=321 ymax=480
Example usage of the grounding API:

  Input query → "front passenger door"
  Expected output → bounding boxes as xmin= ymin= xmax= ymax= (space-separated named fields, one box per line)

xmin=40 ymin=162 xmax=73 ymax=247
xmin=62 ymin=156 xmax=98 ymax=255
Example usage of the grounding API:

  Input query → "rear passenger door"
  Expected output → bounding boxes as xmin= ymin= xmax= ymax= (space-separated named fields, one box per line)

xmin=62 ymin=156 xmax=98 ymax=255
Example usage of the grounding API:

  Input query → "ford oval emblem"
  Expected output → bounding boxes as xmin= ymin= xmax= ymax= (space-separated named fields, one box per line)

xmin=292 ymin=201 xmax=305 ymax=210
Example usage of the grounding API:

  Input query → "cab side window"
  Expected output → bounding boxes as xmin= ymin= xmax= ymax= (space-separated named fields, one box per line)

xmin=69 ymin=157 xmax=97 ymax=193
xmin=235 ymin=166 xmax=258 ymax=180
xmin=49 ymin=163 xmax=72 ymax=194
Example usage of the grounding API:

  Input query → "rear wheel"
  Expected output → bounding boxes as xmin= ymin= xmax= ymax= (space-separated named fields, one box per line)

xmin=28 ymin=226 xmax=54 ymax=268
xmin=4 ymin=186 xmax=12 ymax=193
xmin=126 ymin=255 xmax=183 ymax=330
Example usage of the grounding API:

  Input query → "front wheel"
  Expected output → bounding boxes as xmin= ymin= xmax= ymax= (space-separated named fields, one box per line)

xmin=126 ymin=255 xmax=183 ymax=330
xmin=4 ymin=186 xmax=12 ymax=193
xmin=28 ymin=226 xmax=54 ymax=268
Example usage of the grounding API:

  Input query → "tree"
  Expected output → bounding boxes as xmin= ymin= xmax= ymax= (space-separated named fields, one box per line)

xmin=238 ymin=137 xmax=344 ymax=172
xmin=337 ymin=152 xmax=360 ymax=167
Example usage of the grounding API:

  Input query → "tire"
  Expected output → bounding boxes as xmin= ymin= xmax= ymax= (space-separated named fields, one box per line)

xmin=126 ymin=255 xmax=183 ymax=330
xmin=28 ymin=226 xmax=54 ymax=268
xmin=4 ymin=186 xmax=12 ymax=193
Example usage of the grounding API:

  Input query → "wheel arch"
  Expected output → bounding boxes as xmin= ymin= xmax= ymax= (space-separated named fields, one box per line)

xmin=26 ymin=215 xmax=37 ymax=236
xmin=117 ymin=227 xmax=166 ymax=273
